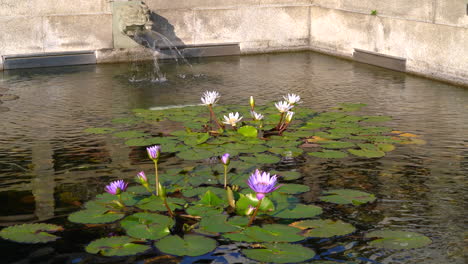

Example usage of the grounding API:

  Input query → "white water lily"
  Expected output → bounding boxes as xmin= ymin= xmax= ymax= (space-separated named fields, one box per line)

xmin=222 ymin=112 xmax=243 ymax=127
xmin=285 ymin=111 xmax=294 ymax=123
xmin=283 ymin=93 xmax=301 ymax=105
xmin=250 ymin=111 xmax=264 ymax=121
xmin=201 ymin=91 xmax=220 ymax=106
xmin=274 ymin=101 xmax=294 ymax=113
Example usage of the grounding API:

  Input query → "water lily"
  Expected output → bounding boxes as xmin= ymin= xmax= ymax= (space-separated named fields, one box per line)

xmin=285 ymin=111 xmax=294 ymax=123
xmin=246 ymin=169 xmax=282 ymax=226
xmin=283 ymin=93 xmax=301 ymax=105
xmin=137 ymin=171 xmax=152 ymax=193
xmin=221 ymin=153 xmax=230 ymax=188
xmin=222 ymin=112 xmax=243 ymax=127
xmin=147 ymin=145 xmax=161 ymax=161
xmin=247 ymin=169 xmax=282 ymax=200
xmin=105 ymin=180 xmax=128 ymax=195
xmin=201 ymin=91 xmax=220 ymax=106
xmin=275 ymin=101 xmax=294 ymax=113
xmin=221 ymin=153 xmax=230 ymax=165
xmin=249 ymin=96 xmax=255 ymax=111
xmin=147 ymin=145 xmax=161 ymax=196
xmin=250 ymin=111 xmax=264 ymax=121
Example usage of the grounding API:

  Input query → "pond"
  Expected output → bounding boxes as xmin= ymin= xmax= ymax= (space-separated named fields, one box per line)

xmin=0 ymin=52 xmax=466 ymax=264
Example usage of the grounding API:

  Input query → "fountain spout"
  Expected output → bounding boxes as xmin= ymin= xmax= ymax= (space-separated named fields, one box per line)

xmin=117 ymin=1 xmax=153 ymax=37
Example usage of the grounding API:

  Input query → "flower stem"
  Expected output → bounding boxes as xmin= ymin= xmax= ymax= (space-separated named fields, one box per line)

xmin=208 ymin=105 xmax=223 ymax=130
xmin=163 ymin=198 xmax=174 ymax=218
xmin=223 ymin=165 xmax=228 ymax=189
xmin=275 ymin=112 xmax=285 ymax=130
xmin=247 ymin=199 xmax=263 ymax=227
xmin=154 ymin=161 xmax=159 ymax=196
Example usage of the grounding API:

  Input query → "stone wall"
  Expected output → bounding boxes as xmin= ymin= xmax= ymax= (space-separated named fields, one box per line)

xmin=0 ymin=0 xmax=467 ymax=85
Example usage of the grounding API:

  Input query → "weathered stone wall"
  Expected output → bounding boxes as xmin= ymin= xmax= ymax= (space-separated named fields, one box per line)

xmin=0 ymin=0 xmax=466 ymax=85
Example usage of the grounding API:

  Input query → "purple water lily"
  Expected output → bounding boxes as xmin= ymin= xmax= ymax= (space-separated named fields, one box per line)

xmin=221 ymin=153 xmax=230 ymax=165
xmin=247 ymin=169 xmax=282 ymax=200
xmin=105 ymin=180 xmax=128 ymax=195
xmin=137 ymin=171 xmax=148 ymax=183
xmin=146 ymin=145 xmax=161 ymax=161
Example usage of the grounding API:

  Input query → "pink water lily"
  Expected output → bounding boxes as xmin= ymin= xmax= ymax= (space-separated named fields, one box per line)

xmin=105 ymin=180 xmax=128 ymax=195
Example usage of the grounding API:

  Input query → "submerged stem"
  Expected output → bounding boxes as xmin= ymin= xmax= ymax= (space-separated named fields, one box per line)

xmin=208 ymin=105 xmax=223 ymax=130
xmin=223 ymin=165 xmax=228 ymax=188
xmin=275 ymin=112 xmax=285 ymax=130
xmin=163 ymin=198 xmax=174 ymax=218
xmin=247 ymin=199 xmax=263 ymax=227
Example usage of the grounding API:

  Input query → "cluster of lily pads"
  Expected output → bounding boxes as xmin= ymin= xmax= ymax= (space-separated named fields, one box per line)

xmin=0 ymin=92 xmax=432 ymax=263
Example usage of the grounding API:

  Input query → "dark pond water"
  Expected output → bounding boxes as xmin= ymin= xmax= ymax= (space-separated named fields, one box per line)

xmin=0 ymin=52 xmax=466 ymax=264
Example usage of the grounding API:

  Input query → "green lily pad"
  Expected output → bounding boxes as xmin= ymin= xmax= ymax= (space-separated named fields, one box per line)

xmin=319 ymin=189 xmax=376 ymax=205
xmin=268 ymin=147 xmax=304 ymax=157
xmin=278 ymin=184 xmax=310 ymax=194
xmin=155 ymin=235 xmax=217 ymax=257
xmin=84 ymin=127 xmax=116 ymax=134
xmin=199 ymin=190 xmax=225 ymax=207
xmin=365 ymin=230 xmax=431 ymax=249
xmin=269 ymin=204 xmax=323 ymax=219
xmin=199 ymin=215 xmax=244 ymax=233
xmin=68 ymin=208 xmax=125 ymax=224
xmin=377 ymin=143 xmax=395 ymax=152
xmin=177 ymin=149 xmax=214 ymax=160
xmin=348 ymin=148 xmax=385 ymax=158
xmin=86 ymin=236 xmax=150 ymax=256
xmin=120 ymin=213 xmax=174 ymax=240
xmin=183 ymin=187 xmax=226 ymax=198
xmin=124 ymin=137 xmax=176 ymax=147
xmin=242 ymin=243 xmax=315 ymax=263
xmin=236 ymin=193 xmax=275 ymax=215
xmin=290 ymin=219 xmax=355 ymax=237
xmin=240 ymin=154 xmax=281 ymax=164
xmin=0 ymin=224 xmax=63 ymax=244
xmin=186 ymin=205 xmax=223 ymax=217
xmin=308 ymin=150 xmax=348 ymax=159
xmin=238 ymin=125 xmax=258 ymax=138
xmin=136 ymin=196 xmax=185 ymax=212
xmin=243 ymin=224 xmax=304 ymax=242
xmin=113 ymin=130 xmax=148 ymax=138
xmin=320 ymin=141 xmax=355 ymax=149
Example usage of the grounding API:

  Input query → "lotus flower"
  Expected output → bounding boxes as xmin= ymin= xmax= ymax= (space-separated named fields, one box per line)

xmin=249 ymin=96 xmax=255 ymax=110
xmin=222 ymin=112 xmax=243 ymax=127
xmin=283 ymin=93 xmax=301 ymax=105
xmin=221 ymin=153 xmax=230 ymax=165
xmin=274 ymin=101 xmax=294 ymax=113
xmin=247 ymin=169 xmax=282 ymax=200
xmin=147 ymin=145 xmax=161 ymax=161
xmin=105 ymin=180 xmax=128 ymax=195
xmin=250 ymin=111 xmax=264 ymax=121
xmin=285 ymin=111 xmax=294 ymax=123
xmin=201 ymin=91 xmax=220 ymax=106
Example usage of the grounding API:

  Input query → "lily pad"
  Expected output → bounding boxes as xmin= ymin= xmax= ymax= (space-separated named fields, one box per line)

xmin=320 ymin=141 xmax=355 ymax=149
xmin=86 ymin=236 xmax=150 ymax=256
xmin=242 ymin=243 xmax=315 ymax=263
xmin=365 ymin=230 xmax=431 ymax=249
xmin=242 ymin=224 xmax=304 ymax=242
xmin=236 ymin=193 xmax=274 ymax=215
xmin=0 ymin=224 xmax=63 ymax=243
xmin=240 ymin=154 xmax=281 ymax=164
xmin=271 ymin=170 xmax=302 ymax=181
xmin=155 ymin=235 xmax=217 ymax=256
xmin=308 ymin=150 xmax=348 ymax=159
xmin=183 ymin=187 xmax=226 ymax=198
xmin=199 ymin=215 xmax=243 ymax=233
xmin=269 ymin=204 xmax=323 ymax=219
xmin=113 ymin=130 xmax=148 ymax=138
xmin=136 ymin=196 xmax=185 ymax=212
xmin=238 ymin=126 xmax=258 ymax=138
xmin=348 ymin=148 xmax=385 ymax=158
xmin=177 ymin=149 xmax=214 ymax=160
xmin=120 ymin=213 xmax=174 ymax=240
xmin=68 ymin=208 xmax=125 ymax=224
xmin=290 ymin=219 xmax=355 ymax=237
xmin=319 ymin=189 xmax=376 ymax=205
xmin=186 ymin=205 xmax=223 ymax=217
xmin=84 ymin=127 xmax=116 ymax=134
xmin=278 ymin=184 xmax=310 ymax=194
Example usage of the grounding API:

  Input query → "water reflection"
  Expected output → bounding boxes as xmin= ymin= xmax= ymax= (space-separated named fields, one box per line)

xmin=0 ymin=52 xmax=466 ymax=263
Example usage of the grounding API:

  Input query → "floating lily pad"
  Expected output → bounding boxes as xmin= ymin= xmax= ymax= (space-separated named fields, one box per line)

xmin=269 ymin=204 xmax=322 ymax=219
xmin=240 ymin=154 xmax=281 ymax=164
xmin=290 ymin=219 xmax=355 ymax=237
xmin=0 ymin=224 xmax=63 ymax=244
xmin=199 ymin=215 xmax=243 ymax=233
xmin=377 ymin=143 xmax=395 ymax=152
xmin=308 ymin=150 xmax=348 ymax=159
xmin=183 ymin=187 xmax=226 ymax=198
xmin=271 ymin=170 xmax=302 ymax=181
xmin=319 ymin=189 xmax=376 ymax=205
xmin=86 ymin=236 xmax=150 ymax=256
xmin=120 ymin=213 xmax=173 ymax=240
xmin=365 ymin=230 xmax=431 ymax=249
xmin=238 ymin=126 xmax=258 ymax=138
xmin=278 ymin=184 xmax=310 ymax=194
xmin=136 ymin=196 xmax=185 ymax=212
xmin=321 ymin=141 xmax=355 ymax=149
xmin=186 ymin=205 xmax=223 ymax=217
xmin=68 ymin=208 xmax=125 ymax=224
xmin=199 ymin=190 xmax=225 ymax=207
xmin=236 ymin=193 xmax=274 ymax=215
xmin=242 ymin=224 xmax=304 ymax=242
xmin=348 ymin=148 xmax=385 ymax=158
xmin=84 ymin=127 xmax=116 ymax=134
xmin=155 ymin=235 xmax=217 ymax=256
xmin=242 ymin=243 xmax=315 ymax=263
xmin=177 ymin=149 xmax=214 ymax=160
